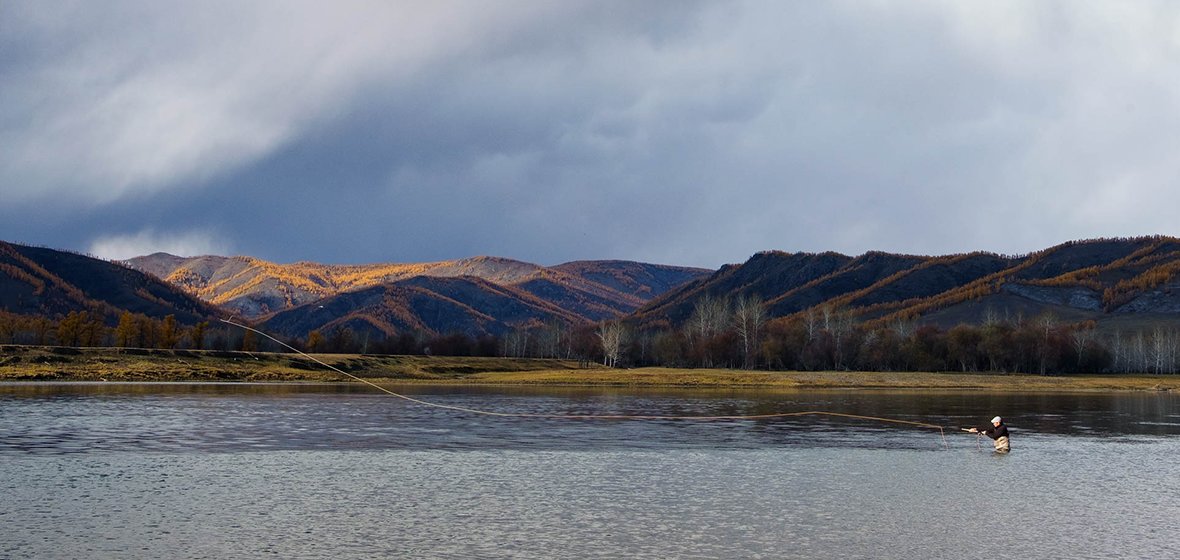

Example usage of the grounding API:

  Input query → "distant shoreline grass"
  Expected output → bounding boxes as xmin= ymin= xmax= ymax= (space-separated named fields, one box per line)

xmin=1 ymin=345 xmax=1177 ymax=392
xmin=456 ymin=368 xmax=1180 ymax=392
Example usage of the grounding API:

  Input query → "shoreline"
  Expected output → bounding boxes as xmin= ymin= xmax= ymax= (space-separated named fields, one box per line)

xmin=0 ymin=344 xmax=1175 ymax=391
xmin=1 ymin=345 xmax=1177 ymax=392
xmin=443 ymin=369 xmax=1180 ymax=392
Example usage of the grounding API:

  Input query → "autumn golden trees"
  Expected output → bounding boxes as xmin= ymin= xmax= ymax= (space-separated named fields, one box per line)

xmin=1 ymin=312 xmax=227 ymax=351
xmin=54 ymin=311 xmax=104 ymax=347
xmin=0 ymin=304 xmax=1176 ymax=375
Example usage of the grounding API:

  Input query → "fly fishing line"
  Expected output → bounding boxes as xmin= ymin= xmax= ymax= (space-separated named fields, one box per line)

xmin=222 ymin=319 xmax=952 ymax=448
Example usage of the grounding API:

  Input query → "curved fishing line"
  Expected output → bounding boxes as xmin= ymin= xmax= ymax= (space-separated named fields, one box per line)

xmin=961 ymin=428 xmax=984 ymax=451
xmin=221 ymin=319 xmax=951 ymax=447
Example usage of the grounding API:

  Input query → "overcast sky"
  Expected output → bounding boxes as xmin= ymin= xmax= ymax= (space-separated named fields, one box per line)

xmin=3 ymin=1 xmax=1179 ymax=269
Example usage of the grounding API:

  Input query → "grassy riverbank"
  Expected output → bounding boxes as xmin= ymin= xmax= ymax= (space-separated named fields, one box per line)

xmin=464 ymin=368 xmax=1180 ymax=391
xmin=1 ymin=345 xmax=1177 ymax=391
xmin=0 ymin=345 xmax=585 ymax=383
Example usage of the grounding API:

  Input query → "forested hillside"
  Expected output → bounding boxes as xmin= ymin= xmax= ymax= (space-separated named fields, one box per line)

xmin=125 ymin=253 xmax=709 ymax=321
xmin=637 ymin=237 xmax=1180 ymax=330
xmin=0 ymin=242 xmax=214 ymax=322
xmin=4 ymin=237 xmax=1179 ymax=375
xmin=623 ymin=237 xmax=1180 ymax=374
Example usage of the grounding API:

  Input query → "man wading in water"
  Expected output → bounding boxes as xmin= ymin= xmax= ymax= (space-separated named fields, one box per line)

xmin=967 ymin=416 xmax=1010 ymax=453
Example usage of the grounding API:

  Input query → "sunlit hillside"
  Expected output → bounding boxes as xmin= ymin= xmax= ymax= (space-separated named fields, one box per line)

xmin=125 ymin=253 xmax=711 ymax=321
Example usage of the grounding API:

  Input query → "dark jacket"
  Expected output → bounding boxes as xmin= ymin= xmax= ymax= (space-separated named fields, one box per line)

xmin=980 ymin=423 xmax=1009 ymax=441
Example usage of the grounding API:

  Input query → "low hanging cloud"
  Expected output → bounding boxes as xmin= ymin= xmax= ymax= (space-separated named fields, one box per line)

xmin=88 ymin=229 xmax=232 ymax=261
xmin=4 ymin=1 xmax=1180 ymax=268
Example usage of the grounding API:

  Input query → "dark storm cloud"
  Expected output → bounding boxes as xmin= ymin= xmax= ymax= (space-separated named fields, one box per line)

xmin=3 ymin=1 xmax=1180 ymax=268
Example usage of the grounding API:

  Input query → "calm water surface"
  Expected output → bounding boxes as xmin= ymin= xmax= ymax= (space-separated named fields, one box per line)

xmin=1 ymin=382 xmax=1178 ymax=559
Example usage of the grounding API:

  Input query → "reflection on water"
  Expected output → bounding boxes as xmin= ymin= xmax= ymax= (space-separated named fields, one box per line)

xmin=1 ymin=382 xmax=1177 ymax=454
xmin=1 ymin=383 xmax=1178 ymax=559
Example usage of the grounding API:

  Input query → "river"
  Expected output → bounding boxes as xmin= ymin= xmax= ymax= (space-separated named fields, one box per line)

xmin=2 ymin=383 xmax=1178 ymax=559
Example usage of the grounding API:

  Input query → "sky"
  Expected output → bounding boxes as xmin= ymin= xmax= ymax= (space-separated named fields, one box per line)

xmin=3 ymin=1 xmax=1180 ymax=269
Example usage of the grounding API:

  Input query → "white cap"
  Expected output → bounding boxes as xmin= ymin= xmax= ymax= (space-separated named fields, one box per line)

xmin=991 ymin=416 xmax=1002 ymax=423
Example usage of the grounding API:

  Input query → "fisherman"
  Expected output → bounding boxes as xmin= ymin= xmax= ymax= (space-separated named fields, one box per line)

xmin=967 ymin=416 xmax=1010 ymax=453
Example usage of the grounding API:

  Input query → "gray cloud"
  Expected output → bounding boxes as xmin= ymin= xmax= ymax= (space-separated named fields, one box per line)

xmin=3 ymin=1 xmax=1180 ymax=268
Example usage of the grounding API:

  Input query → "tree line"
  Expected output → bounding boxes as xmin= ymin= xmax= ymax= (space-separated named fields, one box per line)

xmin=2 ymin=303 xmax=1179 ymax=375
xmin=1 ymin=311 xmax=223 ymax=351
xmin=0 ymin=310 xmax=507 ymax=357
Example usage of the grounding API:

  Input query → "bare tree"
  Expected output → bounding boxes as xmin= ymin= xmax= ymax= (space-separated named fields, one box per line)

xmin=732 ymin=294 xmax=767 ymax=369
xmin=632 ymin=329 xmax=655 ymax=366
xmin=597 ymin=321 xmax=626 ymax=368
xmin=1034 ymin=312 xmax=1058 ymax=375
xmin=894 ymin=318 xmax=913 ymax=339
xmin=535 ymin=321 xmax=564 ymax=359
xmin=1165 ymin=330 xmax=1174 ymax=373
xmin=684 ymin=294 xmax=729 ymax=367
xmin=804 ymin=308 xmax=821 ymax=342
xmin=1035 ymin=312 xmax=1057 ymax=338
xmin=686 ymin=295 xmax=729 ymax=340
xmin=1070 ymin=324 xmax=1094 ymax=363
xmin=822 ymin=305 xmax=854 ymax=370
xmin=500 ymin=329 xmax=529 ymax=358
xmin=1107 ymin=330 xmax=1124 ymax=372
xmin=1132 ymin=331 xmax=1147 ymax=373
xmin=982 ymin=306 xmax=1001 ymax=327
xmin=1148 ymin=327 xmax=1180 ymax=374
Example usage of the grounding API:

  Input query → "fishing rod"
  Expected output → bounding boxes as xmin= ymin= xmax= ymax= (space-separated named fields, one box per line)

xmin=960 ymin=428 xmax=985 ymax=451
xmin=221 ymin=319 xmax=954 ymax=448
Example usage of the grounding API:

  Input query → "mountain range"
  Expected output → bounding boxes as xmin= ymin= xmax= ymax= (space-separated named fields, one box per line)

xmin=123 ymin=253 xmax=709 ymax=338
xmin=638 ymin=236 xmax=1180 ymax=333
xmin=2 ymin=236 xmax=1179 ymax=341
